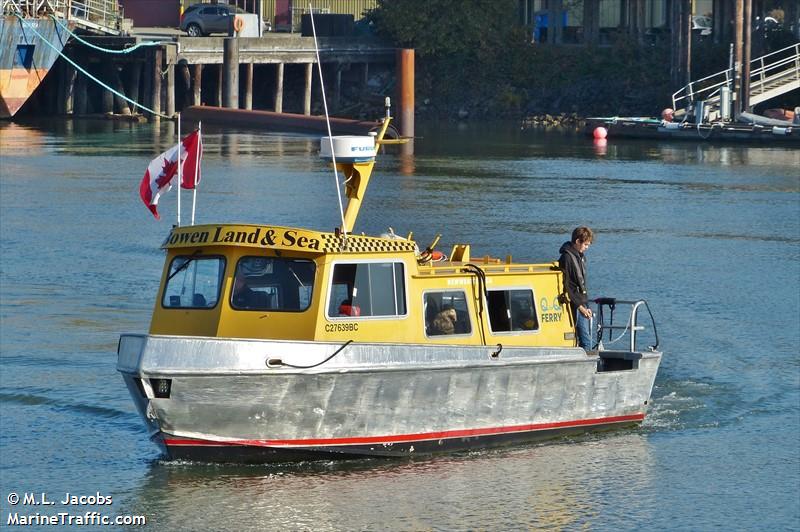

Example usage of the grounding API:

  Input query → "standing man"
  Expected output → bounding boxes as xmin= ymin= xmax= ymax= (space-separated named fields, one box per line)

xmin=559 ymin=226 xmax=594 ymax=350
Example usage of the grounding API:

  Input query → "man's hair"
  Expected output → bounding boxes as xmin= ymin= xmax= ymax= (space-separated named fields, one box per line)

xmin=571 ymin=226 xmax=594 ymax=244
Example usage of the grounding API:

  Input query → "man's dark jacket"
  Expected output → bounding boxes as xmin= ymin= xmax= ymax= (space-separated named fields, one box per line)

xmin=558 ymin=241 xmax=588 ymax=313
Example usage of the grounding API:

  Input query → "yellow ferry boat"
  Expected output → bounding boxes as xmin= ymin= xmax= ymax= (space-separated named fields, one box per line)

xmin=117 ymin=116 xmax=662 ymax=462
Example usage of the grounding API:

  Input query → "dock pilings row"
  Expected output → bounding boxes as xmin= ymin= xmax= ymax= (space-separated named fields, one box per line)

xmin=41 ymin=35 xmax=413 ymax=135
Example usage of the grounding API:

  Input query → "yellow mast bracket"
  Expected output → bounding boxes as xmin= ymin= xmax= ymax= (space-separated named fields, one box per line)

xmin=338 ymin=117 xmax=393 ymax=234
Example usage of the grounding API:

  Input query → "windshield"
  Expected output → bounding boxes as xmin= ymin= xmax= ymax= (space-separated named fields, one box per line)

xmin=162 ymin=255 xmax=226 ymax=309
xmin=231 ymin=256 xmax=315 ymax=311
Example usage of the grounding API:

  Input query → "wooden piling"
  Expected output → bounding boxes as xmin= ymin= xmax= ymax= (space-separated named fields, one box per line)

xmin=303 ymin=63 xmax=312 ymax=115
xmin=216 ymin=65 xmax=223 ymax=106
xmin=244 ymin=62 xmax=254 ymax=110
xmin=112 ymin=66 xmax=131 ymax=115
xmin=333 ymin=65 xmax=342 ymax=111
xmin=742 ymin=0 xmax=752 ymax=112
xmin=101 ymin=63 xmax=114 ymax=114
xmin=192 ymin=64 xmax=202 ymax=106
xmin=179 ymin=62 xmax=191 ymax=110
xmin=682 ymin=0 xmax=691 ymax=87
xmin=734 ymin=0 xmax=743 ymax=117
xmin=127 ymin=62 xmax=141 ymax=114
xmin=64 ymin=63 xmax=76 ymax=115
xmin=57 ymin=59 xmax=65 ymax=114
xmin=274 ymin=62 xmax=284 ymax=113
xmin=166 ymin=60 xmax=175 ymax=117
xmin=151 ymin=47 xmax=163 ymax=120
xmin=74 ymin=70 xmax=87 ymax=115
xmin=222 ymin=38 xmax=239 ymax=108
xmin=397 ymin=49 xmax=414 ymax=141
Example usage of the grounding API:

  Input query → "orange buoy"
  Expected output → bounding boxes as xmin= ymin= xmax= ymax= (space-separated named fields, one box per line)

xmin=233 ymin=16 xmax=244 ymax=32
xmin=593 ymin=126 xmax=608 ymax=139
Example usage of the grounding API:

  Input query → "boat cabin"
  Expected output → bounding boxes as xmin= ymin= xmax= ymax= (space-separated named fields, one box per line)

xmin=152 ymin=224 xmax=575 ymax=348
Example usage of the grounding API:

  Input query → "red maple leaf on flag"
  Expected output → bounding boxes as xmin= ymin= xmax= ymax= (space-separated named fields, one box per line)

xmin=157 ymin=157 xmax=179 ymax=188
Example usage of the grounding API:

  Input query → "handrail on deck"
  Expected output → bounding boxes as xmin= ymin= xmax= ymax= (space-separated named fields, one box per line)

xmin=592 ymin=298 xmax=659 ymax=353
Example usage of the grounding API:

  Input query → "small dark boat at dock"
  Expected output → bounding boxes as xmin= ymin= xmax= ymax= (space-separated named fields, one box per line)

xmin=585 ymin=114 xmax=800 ymax=143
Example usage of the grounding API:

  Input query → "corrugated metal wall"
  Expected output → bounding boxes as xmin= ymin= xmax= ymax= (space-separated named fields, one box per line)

xmin=260 ymin=0 xmax=377 ymax=23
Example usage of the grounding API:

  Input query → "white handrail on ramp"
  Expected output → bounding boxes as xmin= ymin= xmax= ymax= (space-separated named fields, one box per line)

xmin=672 ymin=43 xmax=800 ymax=112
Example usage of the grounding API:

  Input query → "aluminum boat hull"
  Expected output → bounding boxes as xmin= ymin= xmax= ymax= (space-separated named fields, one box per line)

xmin=118 ymin=334 xmax=661 ymax=462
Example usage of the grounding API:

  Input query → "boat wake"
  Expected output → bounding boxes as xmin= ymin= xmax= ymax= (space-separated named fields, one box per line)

xmin=0 ymin=391 xmax=142 ymax=432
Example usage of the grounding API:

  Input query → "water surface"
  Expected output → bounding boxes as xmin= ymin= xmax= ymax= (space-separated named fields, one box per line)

xmin=1 ymin=118 xmax=798 ymax=530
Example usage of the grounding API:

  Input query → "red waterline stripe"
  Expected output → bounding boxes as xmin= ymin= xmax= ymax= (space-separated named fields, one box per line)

xmin=162 ymin=413 xmax=645 ymax=448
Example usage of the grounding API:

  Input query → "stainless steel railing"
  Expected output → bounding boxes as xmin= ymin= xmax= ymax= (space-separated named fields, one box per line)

xmin=591 ymin=298 xmax=659 ymax=353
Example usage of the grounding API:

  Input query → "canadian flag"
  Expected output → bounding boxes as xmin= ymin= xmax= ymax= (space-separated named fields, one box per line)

xmin=139 ymin=130 xmax=202 ymax=219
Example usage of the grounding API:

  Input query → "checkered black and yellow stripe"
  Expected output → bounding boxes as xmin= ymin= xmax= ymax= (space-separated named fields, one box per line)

xmin=321 ymin=233 xmax=417 ymax=254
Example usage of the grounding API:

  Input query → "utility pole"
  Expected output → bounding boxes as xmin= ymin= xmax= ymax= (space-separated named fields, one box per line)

xmin=741 ymin=0 xmax=752 ymax=113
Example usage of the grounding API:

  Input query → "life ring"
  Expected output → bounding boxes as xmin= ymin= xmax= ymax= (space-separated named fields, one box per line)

xmin=418 ymin=249 xmax=446 ymax=264
xmin=233 ymin=15 xmax=244 ymax=32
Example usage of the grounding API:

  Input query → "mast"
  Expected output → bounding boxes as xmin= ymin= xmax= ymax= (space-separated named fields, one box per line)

xmin=338 ymin=117 xmax=393 ymax=234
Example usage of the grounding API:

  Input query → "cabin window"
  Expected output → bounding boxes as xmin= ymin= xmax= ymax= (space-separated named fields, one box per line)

xmin=327 ymin=262 xmax=406 ymax=318
xmin=162 ymin=255 xmax=226 ymax=309
xmin=231 ymin=256 xmax=315 ymax=311
xmin=424 ymin=290 xmax=472 ymax=337
xmin=487 ymin=288 xmax=539 ymax=333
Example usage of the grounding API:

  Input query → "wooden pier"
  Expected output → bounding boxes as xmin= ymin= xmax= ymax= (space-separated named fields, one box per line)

xmin=37 ymin=32 xmax=405 ymax=125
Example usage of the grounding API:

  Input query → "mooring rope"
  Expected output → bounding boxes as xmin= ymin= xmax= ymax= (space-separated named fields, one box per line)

xmin=13 ymin=14 xmax=169 ymax=118
xmin=49 ymin=14 xmax=167 ymax=54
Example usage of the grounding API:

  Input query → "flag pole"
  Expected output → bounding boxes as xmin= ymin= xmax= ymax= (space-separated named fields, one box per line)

xmin=191 ymin=121 xmax=202 ymax=226
xmin=176 ymin=113 xmax=182 ymax=227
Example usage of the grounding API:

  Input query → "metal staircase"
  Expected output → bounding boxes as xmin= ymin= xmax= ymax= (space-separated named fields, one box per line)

xmin=2 ymin=0 xmax=122 ymax=35
xmin=672 ymin=43 xmax=800 ymax=113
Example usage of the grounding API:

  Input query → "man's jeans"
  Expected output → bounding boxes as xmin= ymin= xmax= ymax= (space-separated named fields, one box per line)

xmin=575 ymin=311 xmax=593 ymax=350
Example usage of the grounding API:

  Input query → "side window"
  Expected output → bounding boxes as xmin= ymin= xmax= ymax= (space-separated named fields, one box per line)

xmin=162 ymin=255 xmax=225 ymax=309
xmin=328 ymin=262 xmax=406 ymax=318
xmin=200 ymin=7 xmax=214 ymax=14
xmin=231 ymin=256 xmax=315 ymax=311
xmin=487 ymin=289 xmax=539 ymax=333
xmin=424 ymin=290 xmax=472 ymax=336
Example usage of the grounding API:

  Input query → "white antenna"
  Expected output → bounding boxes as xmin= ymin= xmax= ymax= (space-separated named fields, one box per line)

xmin=191 ymin=121 xmax=202 ymax=226
xmin=176 ymin=113 xmax=182 ymax=227
xmin=309 ymin=3 xmax=347 ymax=238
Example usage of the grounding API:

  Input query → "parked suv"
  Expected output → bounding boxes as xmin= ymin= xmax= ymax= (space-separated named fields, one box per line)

xmin=180 ymin=4 xmax=245 ymax=37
